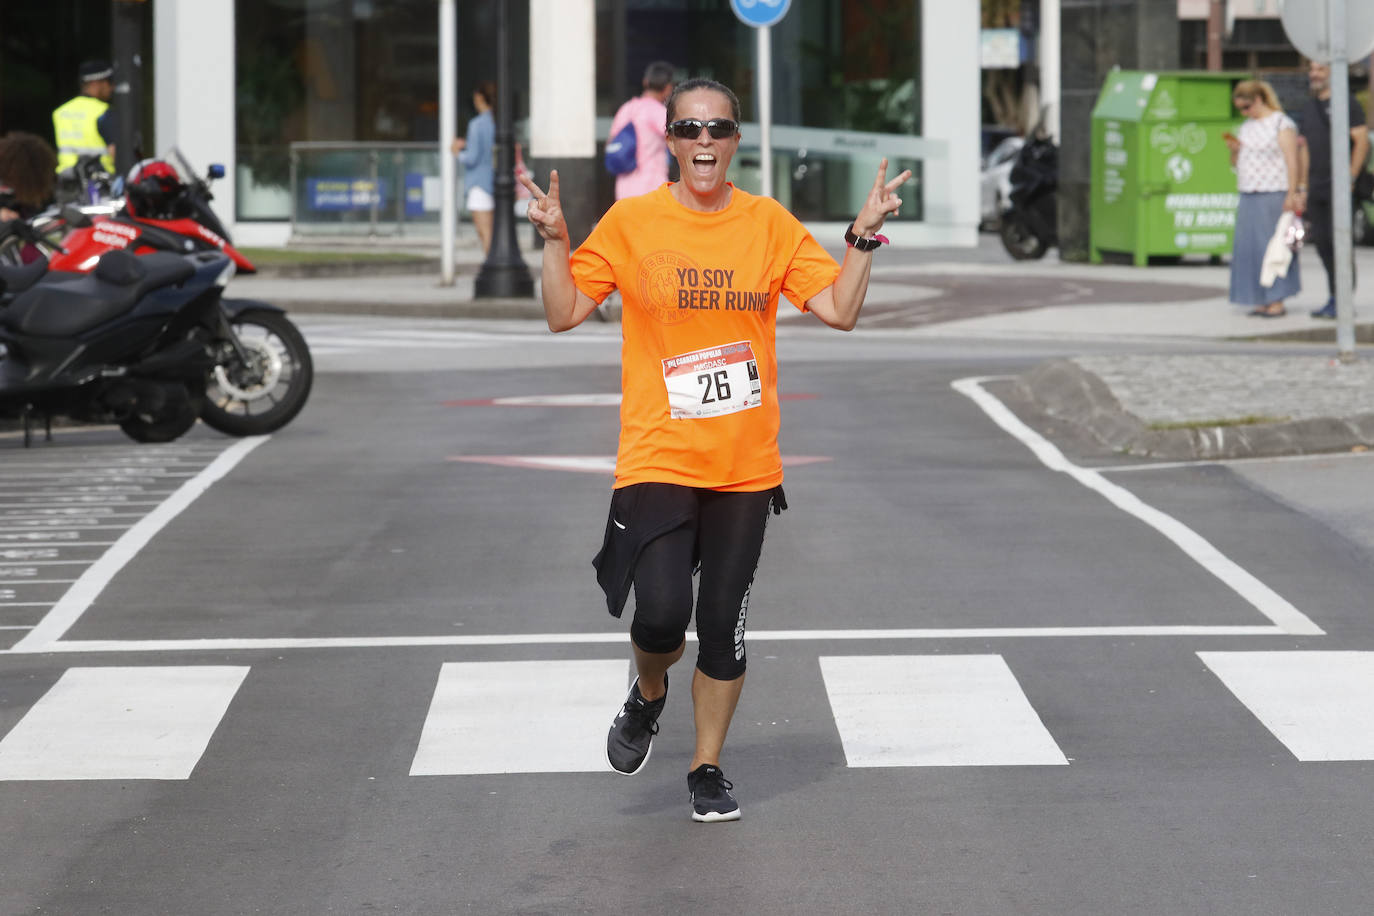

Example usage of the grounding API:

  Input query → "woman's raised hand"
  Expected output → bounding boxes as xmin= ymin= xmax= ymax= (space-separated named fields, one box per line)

xmin=853 ymin=158 xmax=913 ymax=237
xmin=519 ymin=169 xmax=568 ymax=243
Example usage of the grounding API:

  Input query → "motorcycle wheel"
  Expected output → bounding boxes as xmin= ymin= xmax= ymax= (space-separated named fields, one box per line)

xmin=119 ymin=386 xmax=202 ymax=443
xmin=999 ymin=211 xmax=1048 ymax=260
xmin=200 ymin=309 xmax=313 ymax=436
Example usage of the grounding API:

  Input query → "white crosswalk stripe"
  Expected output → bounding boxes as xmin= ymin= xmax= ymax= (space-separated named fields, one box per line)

xmin=410 ymin=659 xmax=629 ymax=775
xmin=1199 ymin=651 xmax=1374 ymax=761
xmin=0 ymin=666 xmax=249 ymax=780
xmin=820 ymin=655 xmax=1068 ymax=767
xmin=4 ymin=651 xmax=1374 ymax=780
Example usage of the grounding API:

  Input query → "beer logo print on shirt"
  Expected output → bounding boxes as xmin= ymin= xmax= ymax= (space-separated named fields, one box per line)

xmin=638 ymin=251 xmax=698 ymax=325
xmin=636 ymin=251 xmax=774 ymax=326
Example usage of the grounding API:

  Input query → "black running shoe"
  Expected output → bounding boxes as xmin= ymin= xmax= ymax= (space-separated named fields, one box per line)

xmin=687 ymin=764 xmax=740 ymax=822
xmin=605 ymin=675 xmax=666 ymax=775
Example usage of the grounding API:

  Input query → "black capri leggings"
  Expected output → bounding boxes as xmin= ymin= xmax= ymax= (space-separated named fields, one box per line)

xmin=629 ymin=487 xmax=776 ymax=680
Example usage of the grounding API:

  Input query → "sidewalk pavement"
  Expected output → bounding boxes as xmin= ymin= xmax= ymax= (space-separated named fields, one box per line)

xmin=238 ymin=236 xmax=1374 ymax=462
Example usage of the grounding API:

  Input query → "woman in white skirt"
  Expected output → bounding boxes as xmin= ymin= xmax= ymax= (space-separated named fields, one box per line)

xmin=452 ymin=80 xmax=496 ymax=255
xmin=1223 ymin=79 xmax=1302 ymax=317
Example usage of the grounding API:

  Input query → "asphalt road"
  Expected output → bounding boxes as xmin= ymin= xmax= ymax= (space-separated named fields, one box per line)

xmin=2 ymin=317 xmax=1374 ymax=915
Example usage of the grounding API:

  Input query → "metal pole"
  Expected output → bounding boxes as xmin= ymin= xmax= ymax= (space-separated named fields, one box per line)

xmin=111 ymin=0 xmax=146 ymax=175
xmin=758 ymin=26 xmax=772 ymax=198
xmin=474 ymin=0 xmax=533 ymax=299
xmin=612 ymin=0 xmax=627 ymax=103
xmin=1328 ymin=0 xmax=1356 ymax=359
xmin=368 ymin=150 xmax=379 ymax=237
xmin=394 ymin=150 xmax=404 ymax=235
xmin=289 ymin=146 xmax=299 ymax=240
xmin=1206 ymin=0 xmax=1224 ymax=70
xmin=439 ymin=0 xmax=456 ymax=285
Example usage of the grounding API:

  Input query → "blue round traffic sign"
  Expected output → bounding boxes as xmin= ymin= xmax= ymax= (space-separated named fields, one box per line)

xmin=730 ymin=0 xmax=790 ymax=29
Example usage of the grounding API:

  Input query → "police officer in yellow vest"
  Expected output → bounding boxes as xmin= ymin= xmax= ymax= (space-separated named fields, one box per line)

xmin=52 ymin=60 xmax=116 ymax=174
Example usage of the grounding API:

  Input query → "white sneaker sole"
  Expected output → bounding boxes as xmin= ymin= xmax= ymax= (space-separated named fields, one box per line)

xmin=691 ymin=807 xmax=741 ymax=823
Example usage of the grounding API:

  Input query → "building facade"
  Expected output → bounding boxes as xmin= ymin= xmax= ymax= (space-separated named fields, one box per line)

xmin=181 ymin=0 xmax=981 ymax=247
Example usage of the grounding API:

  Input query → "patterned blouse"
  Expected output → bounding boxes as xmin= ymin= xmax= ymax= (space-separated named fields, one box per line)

xmin=1236 ymin=111 xmax=1296 ymax=193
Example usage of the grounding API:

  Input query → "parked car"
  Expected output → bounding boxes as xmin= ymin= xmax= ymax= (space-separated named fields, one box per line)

xmin=980 ymin=135 xmax=1023 ymax=231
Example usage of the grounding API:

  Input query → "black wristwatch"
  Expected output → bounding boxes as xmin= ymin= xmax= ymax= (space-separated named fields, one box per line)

xmin=844 ymin=222 xmax=886 ymax=252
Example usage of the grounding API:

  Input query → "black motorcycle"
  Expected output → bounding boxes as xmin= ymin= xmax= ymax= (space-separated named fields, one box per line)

xmin=0 ymin=248 xmax=312 ymax=446
xmin=999 ymin=128 xmax=1058 ymax=260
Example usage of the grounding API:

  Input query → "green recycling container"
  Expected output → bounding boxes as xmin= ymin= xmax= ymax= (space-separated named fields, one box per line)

xmin=1090 ymin=70 xmax=1249 ymax=265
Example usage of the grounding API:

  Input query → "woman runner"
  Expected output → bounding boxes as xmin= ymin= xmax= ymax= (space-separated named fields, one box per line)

xmin=518 ymin=77 xmax=909 ymax=822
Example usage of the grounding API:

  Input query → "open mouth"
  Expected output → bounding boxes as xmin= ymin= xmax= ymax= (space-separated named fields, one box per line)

xmin=690 ymin=153 xmax=717 ymax=177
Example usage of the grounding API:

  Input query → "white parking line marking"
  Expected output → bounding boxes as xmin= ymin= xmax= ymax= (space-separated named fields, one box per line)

xmin=820 ymin=655 xmax=1069 ymax=767
xmin=951 ymin=377 xmax=1324 ymax=636
xmin=410 ymin=659 xmax=626 ymax=775
xmin=0 ymin=666 xmax=249 ymax=780
xmin=0 ymin=525 xmax=133 ymax=533
xmin=11 ymin=437 xmax=269 ymax=652
xmin=1200 ymin=651 xmax=1374 ymax=761
xmin=0 ymin=542 xmax=118 ymax=548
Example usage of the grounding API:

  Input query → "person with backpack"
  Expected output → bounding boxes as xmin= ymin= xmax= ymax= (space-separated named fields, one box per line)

xmin=606 ymin=61 xmax=675 ymax=200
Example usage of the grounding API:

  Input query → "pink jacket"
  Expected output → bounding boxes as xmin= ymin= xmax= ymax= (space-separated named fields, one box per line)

xmin=609 ymin=95 xmax=669 ymax=199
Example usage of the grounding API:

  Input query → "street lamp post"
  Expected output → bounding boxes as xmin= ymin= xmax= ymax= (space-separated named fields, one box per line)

xmin=111 ymin=0 xmax=147 ymax=175
xmin=474 ymin=0 xmax=534 ymax=299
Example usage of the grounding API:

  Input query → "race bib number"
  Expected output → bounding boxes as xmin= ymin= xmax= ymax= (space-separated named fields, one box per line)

xmin=662 ymin=340 xmax=763 ymax=419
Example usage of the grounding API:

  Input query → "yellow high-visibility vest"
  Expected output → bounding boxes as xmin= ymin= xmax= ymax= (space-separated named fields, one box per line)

xmin=52 ymin=96 xmax=114 ymax=174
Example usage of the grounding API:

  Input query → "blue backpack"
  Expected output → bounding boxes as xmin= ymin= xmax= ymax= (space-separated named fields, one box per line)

xmin=604 ymin=122 xmax=637 ymax=175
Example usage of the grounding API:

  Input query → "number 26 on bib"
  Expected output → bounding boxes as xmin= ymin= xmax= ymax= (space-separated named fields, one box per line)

xmin=662 ymin=341 xmax=763 ymax=419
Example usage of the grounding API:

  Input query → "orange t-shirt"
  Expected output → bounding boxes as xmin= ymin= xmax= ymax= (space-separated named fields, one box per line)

xmin=571 ymin=184 xmax=840 ymax=491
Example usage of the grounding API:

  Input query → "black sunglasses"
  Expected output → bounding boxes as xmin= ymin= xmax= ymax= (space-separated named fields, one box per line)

xmin=668 ymin=118 xmax=739 ymax=140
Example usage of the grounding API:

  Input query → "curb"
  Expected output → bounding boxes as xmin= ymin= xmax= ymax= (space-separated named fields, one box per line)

xmin=1248 ymin=321 xmax=1374 ymax=344
xmin=247 ymin=258 xmax=444 ymax=279
xmin=1013 ymin=358 xmax=1374 ymax=460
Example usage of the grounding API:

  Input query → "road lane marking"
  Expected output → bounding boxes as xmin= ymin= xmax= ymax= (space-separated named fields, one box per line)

xmin=951 ymin=377 xmax=1324 ymax=636
xmin=820 ymin=655 xmax=1069 ymax=767
xmin=1200 ymin=651 xmax=1374 ymax=761
xmin=10 ymin=437 xmax=270 ymax=652
xmin=0 ymin=666 xmax=249 ymax=780
xmin=13 ymin=624 xmax=1285 ymax=654
xmin=410 ymin=659 xmax=627 ymax=775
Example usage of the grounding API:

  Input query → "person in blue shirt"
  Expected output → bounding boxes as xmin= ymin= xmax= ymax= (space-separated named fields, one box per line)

xmin=450 ymin=80 xmax=495 ymax=254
